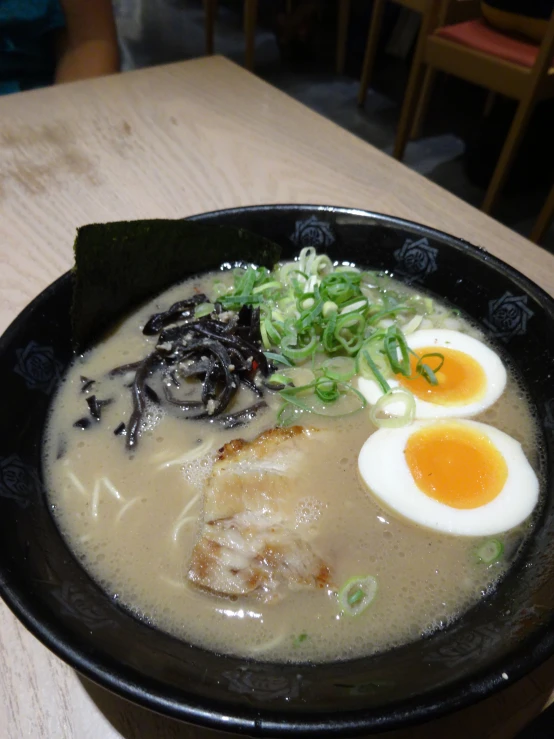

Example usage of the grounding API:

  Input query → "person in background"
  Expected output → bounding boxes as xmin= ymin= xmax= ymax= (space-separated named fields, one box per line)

xmin=0 ymin=0 xmax=119 ymax=95
xmin=481 ymin=0 xmax=554 ymax=42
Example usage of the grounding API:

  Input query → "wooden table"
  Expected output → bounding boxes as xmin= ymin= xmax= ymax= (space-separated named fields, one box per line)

xmin=0 ymin=56 xmax=552 ymax=739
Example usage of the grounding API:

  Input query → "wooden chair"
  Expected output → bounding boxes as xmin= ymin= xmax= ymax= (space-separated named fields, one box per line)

xmin=205 ymin=1 xmax=350 ymax=74
xmin=336 ymin=1 xmax=351 ymax=75
xmin=204 ymin=0 xmax=258 ymax=71
xmin=358 ymin=0 xmax=427 ymax=108
xmin=358 ymin=1 xmax=480 ymax=136
xmin=394 ymin=1 xmax=554 ymax=215
xmin=531 ymin=184 xmax=554 ymax=244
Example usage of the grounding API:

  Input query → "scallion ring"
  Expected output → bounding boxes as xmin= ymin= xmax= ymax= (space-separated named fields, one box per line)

xmin=311 ymin=254 xmax=333 ymax=276
xmin=314 ymin=377 xmax=340 ymax=403
xmin=475 ymin=539 xmax=503 ymax=564
xmin=266 ymin=373 xmax=294 ymax=389
xmin=264 ymin=351 xmax=293 ymax=367
xmin=321 ymin=356 xmax=356 ymax=382
xmin=369 ymin=388 xmax=415 ymax=429
xmin=414 ymin=352 xmax=444 ymax=386
xmin=383 ymin=326 xmax=411 ymax=377
xmin=334 ymin=313 xmax=365 ymax=355
xmin=281 ymin=332 xmax=319 ymax=362
xmin=277 ymin=402 xmax=301 ymax=427
xmin=368 ymin=304 xmax=409 ymax=325
xmin=359 ymin=349 xmax=391 ymax=394
xmin=338 ymin=575 xmax=378 ymax=616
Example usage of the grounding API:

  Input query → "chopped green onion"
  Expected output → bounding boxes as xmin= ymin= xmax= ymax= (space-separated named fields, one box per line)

xmin=218 ymin=294 xmax=264 ymax=308
xmin=368 ymin=305 xmax=409 ymax=325
xmin=260 ymin=320 xmax=271 ymax=350
xmin=265 ymin=319 xmax=283 ymax=347
xmin=475 ymin=539 xmax=503 ymax=564
xmin=293 ymin=633 xmax=309 ymax=647
xmin=277 ymin=402 xmax=300 ymax=427
xmin=402 ymin=314 xmax=423 ymax=335
xmin=322 ymin=300 xmax=338 ymax=318
xmin=312 ymin=254 xmax=333 ymax=276
xmin=299 ymin=246 xmax=316 ymax=274
xmin=322 ymin=310 xmax=338 ymax=353
xmin=283 ymin=367 xmax=316 ymax=388
xmin=194 ymin=302 xmax=214 ymax=318
xmin=320 ymin=272 xmax=361 ymax=306
xmin=321 ymin=356 xmax=356 ymax=382
xmin=278 ymin=262 xmax=300 ymax=283
xmin=218 ymin=248 xmax=449 ymax=436
xmin=314 ymin=377 xmax=340 ymax=403
xmin=334 ymin=313 xmax=365 ymax=355
xmin=335 ymin=265 xmax=360 ymax=274
xmin=266 ymin=373 xmax=294 ymax=389
xmin=369 ymin=388 xmax=415 ymax=429
xmin=418 ymin=363 xmax=438 ymax=385
xmin=340 ymin=299 xmax=368 ymax=315
xmin=359 ymin=350 xmax=390 ymax=394
xmin=338 ymin=575 xmax=377 ymax=616
xmin=253 ymin=281 xmax=282 ymax=294
xmin=281 ymin=332 xmax=319 ymax=362
xmin=295 ymin=299 xmax=323 ymax=333
xmin=417 ymin=352 xmax=444 ymax=373
xmin=383 ymin=326 xmax=411 ymax=376
xmin=414 ymin=352 xmax=444 ymax=386
xmin=264 ymin=351 xmax=293 ymax=367
xmin=279 ymin=381 xmax=366 ymax=418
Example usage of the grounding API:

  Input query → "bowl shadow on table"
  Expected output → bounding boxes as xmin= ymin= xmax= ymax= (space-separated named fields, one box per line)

xmin=79 ymin=653 xmax=554 ymax=739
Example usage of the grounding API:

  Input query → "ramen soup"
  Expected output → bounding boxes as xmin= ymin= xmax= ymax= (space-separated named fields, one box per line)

xmin=44 ymin=249 xmax=541 ymax=662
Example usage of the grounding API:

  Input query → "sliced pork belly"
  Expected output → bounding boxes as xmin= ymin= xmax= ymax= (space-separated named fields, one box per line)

xmin=187 ymin=426 xmax=332 ymax=601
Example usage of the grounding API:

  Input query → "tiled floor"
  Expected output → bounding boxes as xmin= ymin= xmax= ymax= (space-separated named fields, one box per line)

xmin=114 ymin=0 xmax=554 ymax=251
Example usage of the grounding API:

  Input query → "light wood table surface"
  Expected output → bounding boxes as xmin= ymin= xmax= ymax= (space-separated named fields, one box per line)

xmin=0 ymin=56 xmax=553 ymax=739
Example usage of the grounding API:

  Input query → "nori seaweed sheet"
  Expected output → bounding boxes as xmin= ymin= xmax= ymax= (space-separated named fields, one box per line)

xmin=72 ymin=219 xmax=281 ymax=350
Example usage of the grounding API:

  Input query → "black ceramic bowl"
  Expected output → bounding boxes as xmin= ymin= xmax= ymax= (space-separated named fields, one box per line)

xmin=1 ymin=206 xmax=553 ymax=737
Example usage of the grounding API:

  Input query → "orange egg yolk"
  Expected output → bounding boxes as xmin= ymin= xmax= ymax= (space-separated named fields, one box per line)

xmin=404 ymin=422 xmax=508 ymax=509
xmin=397 ymin=346 xmax=486 ymax=406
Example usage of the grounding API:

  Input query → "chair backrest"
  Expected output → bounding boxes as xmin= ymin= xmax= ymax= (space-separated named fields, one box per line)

xmin=529 ymin=9 xmax=554 ymax=86
xmin=395 ymin=0 xmax=428 ymax=12
xmin=433 ymin=2 xmax=554 ymax=89
xmin=441 ymin=0 xmax=481 ymax=24
xmin=397 ymin=0 xmax=481 ymax=23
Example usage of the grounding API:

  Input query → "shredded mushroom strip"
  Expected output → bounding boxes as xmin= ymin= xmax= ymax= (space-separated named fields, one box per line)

xmin=108 ymin=299 xmax=271 ymax=450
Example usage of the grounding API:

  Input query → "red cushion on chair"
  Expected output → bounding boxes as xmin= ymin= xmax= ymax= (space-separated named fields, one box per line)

xmin=436 ymin=19 xmax=551 ymax=69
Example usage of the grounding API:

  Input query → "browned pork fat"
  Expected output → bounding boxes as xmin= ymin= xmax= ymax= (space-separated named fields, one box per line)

xmin=187 ymin=426 xmax=332 ymax=601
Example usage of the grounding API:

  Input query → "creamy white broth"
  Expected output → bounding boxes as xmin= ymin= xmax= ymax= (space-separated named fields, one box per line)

xmin=43 ymin=270 xmax=538 ymax=662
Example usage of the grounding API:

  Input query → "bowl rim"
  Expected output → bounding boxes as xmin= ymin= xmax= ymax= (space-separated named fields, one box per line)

xmin=1 ymin=204 xmax=554 ymax=737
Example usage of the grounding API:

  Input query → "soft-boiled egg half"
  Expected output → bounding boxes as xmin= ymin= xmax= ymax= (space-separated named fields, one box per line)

xmin=358 ymin=329 xmax=507 ymax=419
xmin=358 ymin=419 xmax=539 ymax=536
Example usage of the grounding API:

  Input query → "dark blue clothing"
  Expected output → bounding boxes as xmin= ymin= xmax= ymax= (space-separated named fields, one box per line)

xmin=0 ymin=0 xmax=65 ymax=95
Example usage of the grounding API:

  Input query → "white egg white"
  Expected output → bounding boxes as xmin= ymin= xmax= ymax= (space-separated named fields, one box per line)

xmin=358 ymin=419 xmax=539 ymax=536
xmin=358 ymin=329 xmax=507 ymax=419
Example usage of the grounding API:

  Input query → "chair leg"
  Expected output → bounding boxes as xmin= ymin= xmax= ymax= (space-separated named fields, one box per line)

xmin=204 ymin=0 xmax=217 ymax=56
xmin=530 ymin=184 xmax=554 ymax=244
xmin=394 ymin=47 xmax=432 ymax=161
xmin=483 ymin=90 xmax=496 ymax=118
xmin=393 ymin=0 xmax=442 ymax=161
xmin=357 ymin=0 xmax=385 ymax=107
xmin=336 ymin=0 xmax=351 ymax=75
xmin=244 ymin=0 xmax=258 ymax=71
xmin=409 ymin=67 xmax=436 ymax=140
xmin=482 ymin=95 xmax=538 ymax=214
